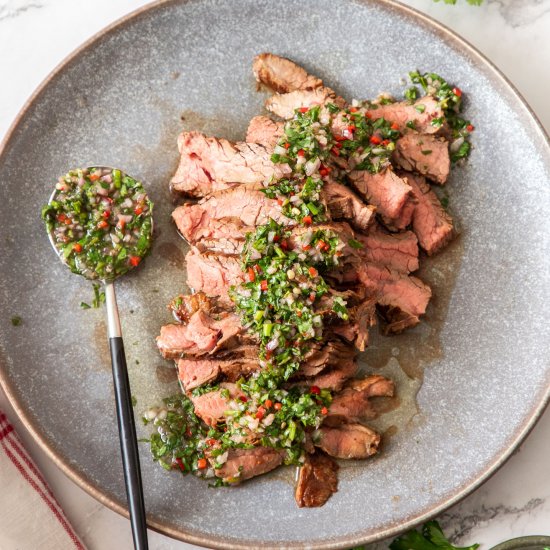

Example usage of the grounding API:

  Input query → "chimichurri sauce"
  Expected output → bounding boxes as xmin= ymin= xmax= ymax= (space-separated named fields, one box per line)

xmin=42 ymin=167 xmax=153 ymax=280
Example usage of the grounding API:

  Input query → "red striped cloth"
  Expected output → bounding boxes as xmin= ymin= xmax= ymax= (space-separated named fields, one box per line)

xmin=0 ymin=410 xmax=86 ymax=550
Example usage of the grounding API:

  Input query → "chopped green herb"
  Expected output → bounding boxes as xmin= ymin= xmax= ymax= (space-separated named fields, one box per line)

xmin=421 ymin=150 xmax=433 ymax=155
xmin=348 ymin=238 xmax=364 ymax=249
xmin=390 ymin=520 xmax=479 ymax=550
xmin=80 ymin=302 xmax=91 ymax=310
xmin=10 ymin=316 xmax=22 ymax=327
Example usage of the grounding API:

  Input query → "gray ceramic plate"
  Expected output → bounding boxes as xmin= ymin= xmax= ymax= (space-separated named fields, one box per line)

xmin=1 ymin=0 xmax=550 ymax=548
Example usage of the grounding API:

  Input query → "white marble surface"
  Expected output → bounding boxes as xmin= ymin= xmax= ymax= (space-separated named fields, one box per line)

xmin=1 ymin=0 xmax=550 ymax=548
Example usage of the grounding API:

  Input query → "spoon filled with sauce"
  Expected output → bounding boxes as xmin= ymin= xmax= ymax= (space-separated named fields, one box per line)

xmin=42 ymin=166 xmax=152 ymax=550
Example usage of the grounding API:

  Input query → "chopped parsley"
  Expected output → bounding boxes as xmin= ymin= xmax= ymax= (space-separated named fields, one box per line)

xmin=390 ymin=520 xmax=479 ymax=550
xmin=10 ymin=316 xmax=22 ymax=326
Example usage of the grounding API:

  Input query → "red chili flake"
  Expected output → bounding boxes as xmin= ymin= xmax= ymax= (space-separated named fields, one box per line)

xmin=349 ymin=107 xmax=358 ymax=113
xmin=310 ymin=386 xmax=321 ymax=395
xmin=299 ymin=107 xmax=309 ymax=113
xmin=97 ymin=220 xmax=108 ymax=229
xmin=197 ymin=458 xmax=207 ymax=469
xmin=280 ymin=239 xmax=289 ymax=250
xmin=331 ymin=147 xmax=340 ymax=156
xmin=274 ymin=402 xmax=283 ymax=411
xmin=207 ymin=438 xmax=217 ymax=446
xmin=260 ymin=279 xmax=268 ymax=291
xmin=297 ymin=149 xmax=305 ymax=157
xmin=302 ymin=244 xmax=311 ymax=251
xmin=175 ymin=457 xmax=185 ymax=471
xmin=273 ymin=234 xmax=280 ymax=242
xmin=256 ymin=406 xmax=266 ymax=420
xmin=57 ymin=213 xmax=67 ymax=223
xmin=347 ymin=125 xmax=356 ymax=133
xmin=390 ymin=122 xmax=400 ymax=130
xmin=319 ymin=168 xmax=329 ymax=177
xmin=317 ymin=240 xmax=329 ymax=251
xmin=265 ymin=350 xmax=273 ymax=360
xmin=73 ymin=243 xmax=82 ymax=253
xmin=302 ymin=215 xmax=313 ymax=226
xmin=365 ymin=112 xmax=373 ymax=119
xmin=382 ymin=139 xmax=390 ymax=146
xmin=309 ymin=292 xmax=316 ymax=302
xmin=89 ymin=173 xmax=100 ymax=181
xmin=284 ymin=142 xmax=290 ymax=149
xmin=453 ymin=87 xmax=462 ymax=98
xmin=247 ymin=267 xmax=255 ymax=282
xmin=308 ymin=266 xmax=318 ymax=277
xmin=335 ymin=141 xmax=343 ymax=149
xmin=129 ymin=256 xmax=141 ymax=267
xmin=117 ymin=219 xmax=126 ymax=230
xmin=334 ymin=135 xmax=347 ymax=142
xmin=254 ymin=264 xmax=261 ymax=273
xmin=467 ymin=124 xmax=475 ymax=132
xmin=370 ymin=135 xmax=382 ymax=145
xmin=134 ymin=206 xmax=143 ymax=215
xmin=296 ymin=310 xmax=302 ymax=318
xmin=277 ymin=198 xmax=284 ymax=206
xmin=102 ymin=210 xmax=110 ymax=219
xmin=265 ymin=399 xmax=273 ymax=409
xmin=321 ymin=407 xmax=328 ymax=415
xmin=239 ymin=395 xmax=248 ymax=403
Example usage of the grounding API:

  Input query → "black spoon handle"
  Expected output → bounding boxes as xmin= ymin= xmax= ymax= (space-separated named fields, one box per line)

xmin=105 ymin=283 xmax=148 ymax=550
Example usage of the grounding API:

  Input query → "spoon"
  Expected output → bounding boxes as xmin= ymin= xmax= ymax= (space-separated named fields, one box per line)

xmin=44 ymin=166 xmax=151 ymax=550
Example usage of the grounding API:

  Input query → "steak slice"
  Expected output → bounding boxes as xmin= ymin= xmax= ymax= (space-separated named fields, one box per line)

xmin=190 ymin=382 xmax=240 ymax=426
xmin=323 ymin=179 xmax=376 ymax=232
xmin=295 ymin=452 xmax=339 ymax=508
xmin=297 ymin=359 xmax=358 ymax=392
xmin=355 ymin=224 xmax=419 ymax=274
xmin=327 ymin=375 xmax=395 ymax=422
xmin=297 ymin=340 xmax=357 ymax=378
xmin=348 ymin=168 xmax=412 ymax=223
xmin=170 ymin=132 xmax=290 ymax=197
xmin=246 ymin=116 xmax=284 ymax=149
xmin=186 ymin=248 xmax=243 ymax=304
xmin=393 ymin=133 xmax=450 ymax=185
xmin=253 ymin=53 xmax=323 ymax=93
xmin=213 ymin=447 xmax=284 ymax=483
xmin=329 ymin=295 xmax=377 ymax=352
xmin=402 ymin=171 xmax=454 ymax=255
xmin=156 ymin=310 xmax=243 ymax=359
xmin=168 ymin=291 xmax=215 ymax=323
xmin=359 ymin=263 xmax=432 ymax=333
xmin=172 ymin=184 xmax=293 ymax=243
xmin=314 ymin=423 xmax=380 ymax=459
xmin=366 ymin=96 xmax=444 ymax=135
xmin=266 ymin=88 xmax=345 ymax=120
xmin=177 ymin=357 xmax=260 ymax=391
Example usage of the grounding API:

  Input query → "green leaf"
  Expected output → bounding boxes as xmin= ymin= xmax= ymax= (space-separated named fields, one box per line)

xmin=390 ymin=521 xmax=480 ymax=550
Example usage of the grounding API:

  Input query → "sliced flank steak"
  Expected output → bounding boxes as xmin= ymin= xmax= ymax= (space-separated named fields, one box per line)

xmin=295 ymin=452 xmax=339 ymax=508
xmin=354 ymin=223 xmax=419 ymax=274
xmin=314 ymin=423 xmax=381 ymax=460
xmin=253 ymin=52 xmax=324 ymax=93
xmin=393 ymin=133 xmax=450 ymax=185
xmin=170 ymin=131 xmax=291 ymax=197
xmin=401 ymin=171 xmax=455 ymax=255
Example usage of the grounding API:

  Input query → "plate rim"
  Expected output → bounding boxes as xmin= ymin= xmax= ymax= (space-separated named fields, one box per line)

xmin=1 ymin=0 xmax=550 ymax=548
